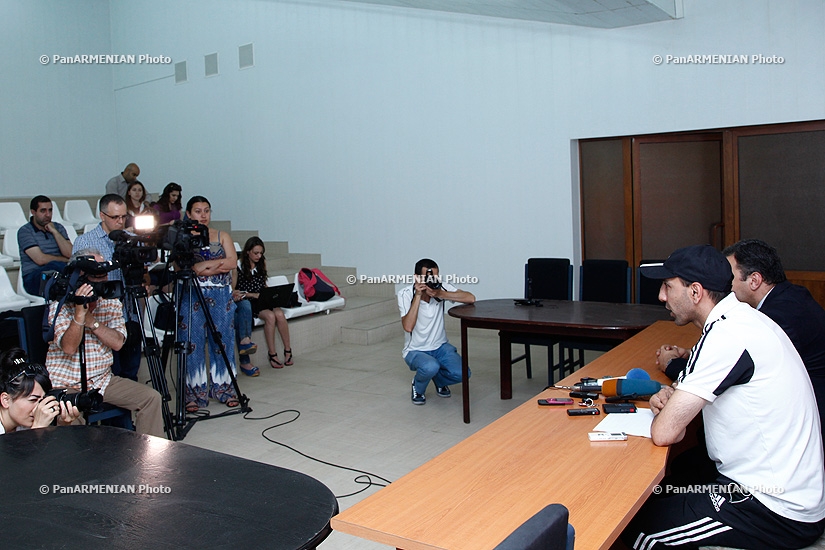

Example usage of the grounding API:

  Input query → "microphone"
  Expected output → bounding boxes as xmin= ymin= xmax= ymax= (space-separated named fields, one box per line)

xmin=108 ymin=229 xmax=129 ymax=242
xmin=601 ymin=378 xmax=662 ymax=399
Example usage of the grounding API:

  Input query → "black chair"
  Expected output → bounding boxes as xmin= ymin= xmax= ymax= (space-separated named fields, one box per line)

xmin=558 ymin=259 xmax=630 ymax=375
xmin=511 ymin=258 xmax=572 ymax=383
xmin=636 ymin=259 xmax=665 ymax=305
xmin=493 ymin=503 xmax=575 ymax=550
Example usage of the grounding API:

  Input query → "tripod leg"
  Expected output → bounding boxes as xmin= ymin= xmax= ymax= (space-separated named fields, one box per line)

xmin=190 ymin=282 xmax=249 ymax=410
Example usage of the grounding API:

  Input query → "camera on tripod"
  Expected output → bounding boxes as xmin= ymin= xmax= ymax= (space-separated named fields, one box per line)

xmin=46 ymin=387 xmax=103 ymax=413
xmin=161 ymin=218 xmax=210 ymax=268
xmin=45 ymin=255 xmax=122 ymax=304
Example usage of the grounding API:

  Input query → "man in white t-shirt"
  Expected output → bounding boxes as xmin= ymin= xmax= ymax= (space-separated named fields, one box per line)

xmin=623 ymin=244 xmax=825 ymax=549
xmin=397 ymin=259 xmax=475 ymax=405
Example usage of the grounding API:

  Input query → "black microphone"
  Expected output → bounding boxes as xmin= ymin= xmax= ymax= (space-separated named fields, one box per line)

xmin=108 ymin=229 xmax=129 ymax=242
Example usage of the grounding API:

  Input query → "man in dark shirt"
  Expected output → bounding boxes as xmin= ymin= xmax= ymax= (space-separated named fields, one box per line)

xmin=17 ymin=195 xmax=73 ymax=296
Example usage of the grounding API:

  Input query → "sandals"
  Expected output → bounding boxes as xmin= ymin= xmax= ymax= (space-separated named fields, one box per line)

xmin=269 ymin=353 xmax=283 ymax=369
xmin=225 ymin=397 xmax=240 ymax=408
xmin=284 ymin=349 xmax=294 ymax=366
xmin=185 ymin=402 xmax=199 ymax=413
xmin=239 ymin=341 xmax=258 ymax=355
xmin=240 ymin=365 xmax=260 ymax=377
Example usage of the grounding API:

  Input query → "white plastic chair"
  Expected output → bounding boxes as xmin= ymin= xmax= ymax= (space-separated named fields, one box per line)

xmin=0 ymin=266 xmax=32 ymax=313
xmin=16 ymin=272 xmax=46 ymax=306
xmin=83 ymin=223 xmax=100 ymax=234
xmin=2 ymin=225 xmax=22 ymax=261
xmin=0 ymin=202 xmax=27 ymax=236
xmin=63 ymin=200 xmax=99 ymax=231
xmin=51 ymin=201 xmax=67 ymax=225
xmin=63 ymin=224 xmax=78 ymax=243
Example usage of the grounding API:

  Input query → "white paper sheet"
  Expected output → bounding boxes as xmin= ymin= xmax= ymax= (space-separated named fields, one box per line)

xmin=593 ymin=407 xmax=655 ymax=438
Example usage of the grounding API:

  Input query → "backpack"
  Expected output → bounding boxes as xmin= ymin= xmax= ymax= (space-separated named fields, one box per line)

xmin=298 ymin=268 xmax=340 ymax=302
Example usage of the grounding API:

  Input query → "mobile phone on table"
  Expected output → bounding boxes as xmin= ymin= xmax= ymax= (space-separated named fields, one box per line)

xmin=538 ymin=398 xmax=574 ymax=406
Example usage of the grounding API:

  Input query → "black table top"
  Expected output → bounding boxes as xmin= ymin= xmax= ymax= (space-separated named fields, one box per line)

xmin=449 ymin=298 xmax=671 ymax=332
xmin=0 ymin=426 xmax=338 ymax=549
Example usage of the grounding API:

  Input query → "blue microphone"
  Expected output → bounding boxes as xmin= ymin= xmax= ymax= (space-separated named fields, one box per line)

xmin=601 ymin=378 xmax=662 ymax=398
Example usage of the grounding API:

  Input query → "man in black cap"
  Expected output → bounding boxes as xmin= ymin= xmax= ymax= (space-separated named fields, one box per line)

xmin=622 ymin=244 xmax=825 ymax=549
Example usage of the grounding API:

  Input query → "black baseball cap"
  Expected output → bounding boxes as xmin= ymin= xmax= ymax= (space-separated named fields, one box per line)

xmin=640 ymin=245 xmax=733 ymax=293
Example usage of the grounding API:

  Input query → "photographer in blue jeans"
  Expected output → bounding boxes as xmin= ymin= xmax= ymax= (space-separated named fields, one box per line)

xmin=398 ymin=259 xmax=475 ymax=405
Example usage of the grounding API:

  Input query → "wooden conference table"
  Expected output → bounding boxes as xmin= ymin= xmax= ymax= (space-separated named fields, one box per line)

xmin=449 ymin=299 xmax=672 ymax=422
xmin=332 ymin=320 xmax=701 ymax=550
xmin=0 ymin=425 xmax=338 ymax=549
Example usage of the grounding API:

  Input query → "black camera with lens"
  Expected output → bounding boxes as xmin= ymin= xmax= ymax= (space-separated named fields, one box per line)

xmin=44 ymin=256 xmax=122 ymax=304
xmin=46 ymin=388 xmax=104 ymax=413
xmin=425 ymin=268 xmax=442 ymax=291
xmin=161 ymin=219 xmax=210 ymax=268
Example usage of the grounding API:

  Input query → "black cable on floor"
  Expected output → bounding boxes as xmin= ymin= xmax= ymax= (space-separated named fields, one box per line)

xmin=244 ymin=408 xmax=392 ymax=499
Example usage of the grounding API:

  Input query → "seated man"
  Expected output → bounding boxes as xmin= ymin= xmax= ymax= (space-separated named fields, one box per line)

xmin=623 ymin=245 xmax=825 ymax=549
xmin=17 ymin=195 xmax=72 ymax=297
xmin=656 ymin=239 xmax=825 ymax=440
xmin=45 ymin=250 xmax=165 ymax=438
xmin=398 ymin=259 xmax=475 ymax=405
xmin=105 ymin=163 xmax=140 ymax=198
xmin=0 ymin=347 xmax=81 ymax=434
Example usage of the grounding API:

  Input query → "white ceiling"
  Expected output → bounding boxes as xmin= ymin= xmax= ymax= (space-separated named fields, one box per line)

xmin=335 ymin=0 xmax=683 ymax=28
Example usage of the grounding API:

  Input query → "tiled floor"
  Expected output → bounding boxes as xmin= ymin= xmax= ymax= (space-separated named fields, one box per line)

xmin=144 ymin=323 xmax=558 ymax=549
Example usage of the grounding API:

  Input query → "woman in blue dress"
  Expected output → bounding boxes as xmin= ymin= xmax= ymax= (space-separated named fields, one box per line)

xmin=177 ymin=196 xmax=239 ymax=412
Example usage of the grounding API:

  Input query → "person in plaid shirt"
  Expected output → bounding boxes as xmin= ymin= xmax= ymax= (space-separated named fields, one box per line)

xmin=45 ymin=250 xmax=165 ymax=438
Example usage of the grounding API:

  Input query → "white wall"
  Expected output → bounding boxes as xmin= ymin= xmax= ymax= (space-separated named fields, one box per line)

xmin=0 ymin=0 xmax=117 ymax=197
xmin=4 ymin=0 xmax=824 ymax=299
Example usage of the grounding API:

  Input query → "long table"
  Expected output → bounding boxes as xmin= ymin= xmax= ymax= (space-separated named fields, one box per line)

xmin=448 ymin=299 xmax=672 ymax=422
xmin=331 ymin=320 xmax=700 ymax=550
xmin=0 ymin=425 xmax=338 ymax=549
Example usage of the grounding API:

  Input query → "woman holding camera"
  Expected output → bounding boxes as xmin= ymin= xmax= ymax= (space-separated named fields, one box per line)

xmin=152 ymin=182 xmax=183 ymax=226
xmin=0 ymin=348 xmax=81 ymax=434
xmin=233 ymin=237 xmax=293 ymax=374
xmin=177 ymin=196 xmax=239 ymax=412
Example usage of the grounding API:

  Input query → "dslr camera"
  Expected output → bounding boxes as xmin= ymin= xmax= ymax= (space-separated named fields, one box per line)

xmin=46 ymin=388 xmax=103 ymax=413
xmin=424 ymin=268 xmax=442 ymax=291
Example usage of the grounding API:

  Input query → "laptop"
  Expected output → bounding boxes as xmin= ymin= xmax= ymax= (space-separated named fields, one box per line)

xmin=256 ymin=283 xmax=295 ymax=310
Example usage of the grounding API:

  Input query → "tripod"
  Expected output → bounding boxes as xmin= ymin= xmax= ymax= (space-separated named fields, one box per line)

xmin=120 ymin=264 xmax=176 ymax=440
xmin=164 ymin=264 xmax=251 ymax=441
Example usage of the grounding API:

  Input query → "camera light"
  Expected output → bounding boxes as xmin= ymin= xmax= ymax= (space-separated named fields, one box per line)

xmin=134 ymin=215 xmax=156 ymax=231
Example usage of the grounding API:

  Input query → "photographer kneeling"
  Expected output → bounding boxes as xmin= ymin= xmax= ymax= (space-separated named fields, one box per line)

xmin=0 ymin=348 xmax=81 ymax=434
xmin=45 ymin=249 xmax=165 ymax=438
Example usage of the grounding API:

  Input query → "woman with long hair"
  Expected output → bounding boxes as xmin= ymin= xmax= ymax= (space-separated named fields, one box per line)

xmin=151 ymin=182 xmax=183 ymax=226
xmin=233 ymin=236 xmax=293 ymax=372
xmin=124 ymin=181 xmax=154 ymax=230
xmin=176 ymin=196 xmax=239 ymax=412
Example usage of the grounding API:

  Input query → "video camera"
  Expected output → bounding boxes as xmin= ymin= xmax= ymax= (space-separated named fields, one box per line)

xmin=161 ymin=218 xmax=210 ymax=268
xmin=46 ymin=387 xmax=103 ymax=413
xmin=45 ymin=255 xmax=122 ymax=304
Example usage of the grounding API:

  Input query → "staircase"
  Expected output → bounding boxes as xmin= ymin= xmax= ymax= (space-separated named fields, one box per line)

xmin=213 ymin=220 xmax=401 ymax=356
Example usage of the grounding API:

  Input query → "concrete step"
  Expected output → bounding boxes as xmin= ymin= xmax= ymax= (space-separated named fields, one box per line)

xmin=248 ymin=295 xmax=397 ymax=356
xmin=342 ymin=313 xmax=400 ymax=345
